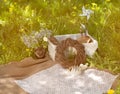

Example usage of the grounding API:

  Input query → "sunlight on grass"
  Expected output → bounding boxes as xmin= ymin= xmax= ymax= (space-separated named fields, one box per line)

xmin=0 ymin=0 xmax=120 ymax=93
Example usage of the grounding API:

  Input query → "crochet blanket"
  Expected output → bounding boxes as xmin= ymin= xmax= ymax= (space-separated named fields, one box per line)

xmin=15 ymin=64 xmax=118 ymax=94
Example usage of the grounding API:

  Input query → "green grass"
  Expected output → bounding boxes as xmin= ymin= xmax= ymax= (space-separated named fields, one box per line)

xmin=0 ymin=0 xmax=120 ymax=93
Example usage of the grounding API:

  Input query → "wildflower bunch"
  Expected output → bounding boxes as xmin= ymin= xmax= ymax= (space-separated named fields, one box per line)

xmin=21 ymin=28 xmax=52 ymax=49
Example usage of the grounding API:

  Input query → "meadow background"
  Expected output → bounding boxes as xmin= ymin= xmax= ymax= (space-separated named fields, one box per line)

xmin=0 ymin=0 xmax=120 ymax=93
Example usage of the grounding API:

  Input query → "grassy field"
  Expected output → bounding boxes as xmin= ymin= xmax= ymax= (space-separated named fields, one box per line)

xmin=0 ymin=0 xmax=120 ymax=93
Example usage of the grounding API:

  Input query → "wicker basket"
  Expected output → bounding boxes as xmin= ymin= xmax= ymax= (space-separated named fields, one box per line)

xmin=48 ymin=33 xmax=98 ymax=61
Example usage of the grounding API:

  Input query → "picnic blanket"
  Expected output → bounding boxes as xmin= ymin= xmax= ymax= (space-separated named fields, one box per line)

xmin=0 ymin=56 xmax=55 ymax=94
xmin=0 ymin=56 xmax=119 ymax=94
xmin=15 ymin=64 xmax=119 ymax=94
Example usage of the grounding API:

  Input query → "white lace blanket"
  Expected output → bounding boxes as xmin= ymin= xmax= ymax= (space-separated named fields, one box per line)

xmin=15 ymin=64 xmax=118 ymax=94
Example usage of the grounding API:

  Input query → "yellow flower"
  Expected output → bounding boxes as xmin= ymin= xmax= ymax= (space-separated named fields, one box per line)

xmin=70 ymin=19 xmax=76 ymax=24
xmin=73 ymin=6 xmax=77 ymax=10
xmin=106 ymin=0 xmax=110 ymax=2
xmin=32 ymin=10 xmax=35 ymax=17
xmin=9 ymin=7 xmax=13 ymax=13
xmin=68 ymin=0 xmax=71 ymax=2
xmin=91 ymin=3 xmax=97 ymax=10
xmin=0 ymin=20 xmax=6 ymax=26
xmin=24 ymin=5 xmax=31 ymax=17
xmin=25 ymin=5 xmax=30 ymax=11
xmin=26 ymin=48 xmax=30 ymax=52
xmin=9 ymin=4 xmax=14 ymax=13
xmin=92 ymin=3 xmax=97 ymax=7
xmin=71 ymin=12 xmax=76 ymax=16
xmin=14 ymin=2 xmax=17 ymax=5
xmin=19 ymin=28 xmax=25 ymax=33
xmin=32 ymin=36 xmax=35 ymax=39
xmin=4 ymin=0 xmax=7 ymax=2
xmin=85 ymin=4 xmax=90 ymax=7
xmin=107 ymin=89 xmax=115 ymax=94
xmin=0 ymin=43 xmax=2 ymax=46
xmin=2 ymin=46 xmax=5 ymax=50
xmin=91 ymin=3 xmax=100 ymax=11
xmin=26 ymin=48 xmax=32 ymax=56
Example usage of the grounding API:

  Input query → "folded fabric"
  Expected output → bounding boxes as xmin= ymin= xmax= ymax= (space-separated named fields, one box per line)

xmin=0 ymin=56 xmax=56 ymax=80
xmin=0 ymin=78 xmax=28 ymax=94
xmin=15 ymin=64 xmax=119 ymax=94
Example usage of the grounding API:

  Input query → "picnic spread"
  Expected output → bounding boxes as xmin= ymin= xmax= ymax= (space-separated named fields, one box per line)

xmin=0 ymin=33 xmax=119 ymax=94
